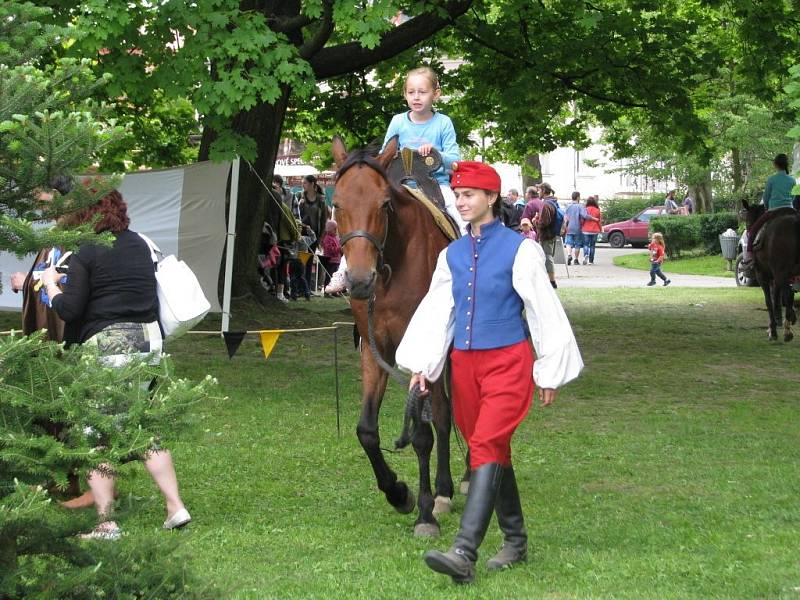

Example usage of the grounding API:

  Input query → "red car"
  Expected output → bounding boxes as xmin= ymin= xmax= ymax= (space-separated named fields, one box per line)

xmin=601 ymin=205 xmax=671 ymax=248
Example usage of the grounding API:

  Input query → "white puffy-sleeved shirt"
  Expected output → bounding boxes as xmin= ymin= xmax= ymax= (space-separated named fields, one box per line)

xmin=396 ymin=220 xmax=584 ymax=389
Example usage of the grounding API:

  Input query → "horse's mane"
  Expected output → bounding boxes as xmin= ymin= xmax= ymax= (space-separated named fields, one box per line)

xmin=335 ymin=149 xmax=388 ymax=181
xmin=335 ymin=148 xmax=412 ymax=203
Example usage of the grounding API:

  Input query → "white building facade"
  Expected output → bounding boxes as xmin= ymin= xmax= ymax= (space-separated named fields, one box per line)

xmin=490 ymin=127 xmax=675 ymax=201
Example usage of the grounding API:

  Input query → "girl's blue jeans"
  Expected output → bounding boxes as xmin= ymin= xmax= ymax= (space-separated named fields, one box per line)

xmin=650 ymin=262 xmax=667 ymax=282
xmin=582 ymin=234 xmax=598 ymax=263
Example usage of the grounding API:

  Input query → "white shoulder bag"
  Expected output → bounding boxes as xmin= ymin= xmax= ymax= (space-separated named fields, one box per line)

xmin=138 ymin=233 xmax=210 ymax=341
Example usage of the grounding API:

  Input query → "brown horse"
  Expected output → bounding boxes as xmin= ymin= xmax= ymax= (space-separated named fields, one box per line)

xmin=741 ymin=200 xmax=800 ymax=341
xmin=332 ymin=136 xmax=455 ymax=536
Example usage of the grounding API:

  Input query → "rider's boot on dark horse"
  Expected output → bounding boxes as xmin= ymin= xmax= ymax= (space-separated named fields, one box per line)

xmin=486 ymin=465 xmax=528 ymax=570
xmin=423 ymin=462 xmax=503 ymax=584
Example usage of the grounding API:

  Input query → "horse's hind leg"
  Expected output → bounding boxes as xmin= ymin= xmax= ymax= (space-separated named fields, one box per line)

xmin=772 ymin=282 xmax=784 ymax=342
xmin=356 ymin=353 xmax=415 ymax=514
xmin=783 ymin=284 xmax=795 ymax=342
xmin=459 ymin=450 xmax=471 ymax=496
xmin=431 ymin=381 xmax=454 ymax=518
xmin=762 ymin=283 xmax=777 ymax=341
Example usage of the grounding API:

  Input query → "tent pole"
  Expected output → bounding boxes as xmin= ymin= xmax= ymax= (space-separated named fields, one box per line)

xmin=221 ymin=157 xmax=240 ymax=334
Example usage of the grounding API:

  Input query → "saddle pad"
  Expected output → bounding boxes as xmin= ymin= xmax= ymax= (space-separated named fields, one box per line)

xmin=402 ymin=185 xmax=460 ymax=242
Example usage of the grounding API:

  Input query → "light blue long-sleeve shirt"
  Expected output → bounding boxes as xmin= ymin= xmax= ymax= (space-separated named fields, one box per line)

xmin=382 ymin=111 xmax=460 ymax=185
xmin=762 ymin=172 xmax=797 ymax=211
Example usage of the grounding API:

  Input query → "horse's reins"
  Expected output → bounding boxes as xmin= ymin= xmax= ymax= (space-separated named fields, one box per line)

xmin=340 ymin=223 xmax=430 ymax=451
xmin=335 ymin=154 xmax=433 ymax=451
xmin=335 ymin=153 xmax=471 ymax=461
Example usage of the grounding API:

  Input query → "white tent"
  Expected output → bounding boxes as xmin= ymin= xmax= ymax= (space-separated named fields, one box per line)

xmin=0 ymin=160 xmax=236 ymax=327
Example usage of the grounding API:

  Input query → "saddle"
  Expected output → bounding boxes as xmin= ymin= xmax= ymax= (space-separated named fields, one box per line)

xmin=387 ymin=147 xmax=460 ymax=242
xmin=753 ymin=207 xmax=798 ymax=251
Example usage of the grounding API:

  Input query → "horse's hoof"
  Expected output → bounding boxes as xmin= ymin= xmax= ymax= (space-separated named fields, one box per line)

xmin=413 ymin=522 xmax=440 ymax=538
xmin=432 ymin=496 xmax=452 ymax=517
xmin=784 ymin=332 xmax=793 ymax=342
xmin=395 ymin=489 xmax=416 ymax=515
xmin=459 ymin=480 xmax=470 ymax=496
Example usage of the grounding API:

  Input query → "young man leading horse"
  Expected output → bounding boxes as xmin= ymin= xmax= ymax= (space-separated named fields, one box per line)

xmin=397 ymin=161 xmax=584 ymax=584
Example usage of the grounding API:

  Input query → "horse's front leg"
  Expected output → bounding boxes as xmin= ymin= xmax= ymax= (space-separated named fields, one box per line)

xmin=356 ymin=350 xmax=415 ymax=514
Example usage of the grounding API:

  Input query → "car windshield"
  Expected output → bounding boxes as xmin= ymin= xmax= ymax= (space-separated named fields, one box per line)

xmin=637 ymin=209 xmax=660 ymax=223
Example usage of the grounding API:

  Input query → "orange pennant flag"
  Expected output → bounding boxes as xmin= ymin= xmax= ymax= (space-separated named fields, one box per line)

xmin=297 ymin=250 xmax=313 ymax=268
xmin=259 ymin=330 xmax=284 ymax=361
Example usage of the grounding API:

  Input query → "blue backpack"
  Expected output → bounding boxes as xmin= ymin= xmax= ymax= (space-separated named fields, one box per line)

xmin=546 ymin=198 xmax=565 ymax=236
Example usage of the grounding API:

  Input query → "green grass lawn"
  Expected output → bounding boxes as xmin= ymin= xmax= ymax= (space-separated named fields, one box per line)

xmin=614 ymin=252 xmax=736 ymax=278
xmin=3 ymin=287 xmax=799 ymax=599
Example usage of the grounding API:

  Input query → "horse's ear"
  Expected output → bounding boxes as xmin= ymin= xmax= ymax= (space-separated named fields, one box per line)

xmin=377 ymin=135 xmax=398 ymax=169
xmin=332 ymin=136 xmax=348 ymax=169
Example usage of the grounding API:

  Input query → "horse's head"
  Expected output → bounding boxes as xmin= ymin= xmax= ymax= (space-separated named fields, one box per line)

xmin=332 ymin=136 xmax=398 ymax=300
xmin=740 ymin=199 xmax=765 ymax=230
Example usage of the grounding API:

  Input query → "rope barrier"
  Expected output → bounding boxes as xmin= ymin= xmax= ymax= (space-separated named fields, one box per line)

xmin=185 ymin=321 xmax=354 ymax=336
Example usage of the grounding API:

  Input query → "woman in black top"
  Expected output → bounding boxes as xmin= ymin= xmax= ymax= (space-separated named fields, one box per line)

xmin=42 ymin=189 xmax=191 ymax=539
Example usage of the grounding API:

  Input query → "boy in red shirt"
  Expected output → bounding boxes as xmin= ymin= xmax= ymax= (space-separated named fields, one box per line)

xmin=647 ymin=232 xmax=671 ymax=286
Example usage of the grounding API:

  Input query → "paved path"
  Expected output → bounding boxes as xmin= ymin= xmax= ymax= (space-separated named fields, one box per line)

xmin=555 ymin=245 xmax=736 ymax=288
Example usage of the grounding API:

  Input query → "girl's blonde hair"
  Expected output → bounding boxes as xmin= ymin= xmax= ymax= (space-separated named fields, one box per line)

xmin=404 ymin=66 xmax=440 ymax=92
xmin=651 ymin=232 xmax=665 ymax=246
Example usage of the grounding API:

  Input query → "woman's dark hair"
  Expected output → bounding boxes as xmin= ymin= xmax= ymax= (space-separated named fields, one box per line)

xmin=304 ymin=174 xmax=323 ymax=196
xmin=62 ymin=188 xmax=130 ymax=234
xmin=540 ymin=182 xmax=554 ymax=196
xmin=774 ymin=153 xmax=789 ymax=174
xmin=586 ymin=196 xmax=599 ymax=208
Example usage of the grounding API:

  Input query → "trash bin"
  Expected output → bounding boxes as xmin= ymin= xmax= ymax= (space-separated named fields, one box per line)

xmin=719 ymin=228 xmax=739 ymax=271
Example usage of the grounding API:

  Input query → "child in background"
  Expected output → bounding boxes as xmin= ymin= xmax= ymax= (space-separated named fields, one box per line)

xmin=325 ymin=65 xmax=462 ymax=295
xmin=320 ymin=220 xmax=342 ymax=295
xmin=519 ymin=217 xmax=537 ymax=242
xmin=647 ymin=232 xmax=670 ymax=287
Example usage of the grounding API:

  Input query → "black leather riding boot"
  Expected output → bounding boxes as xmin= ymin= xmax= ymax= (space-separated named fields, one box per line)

xmin=486 ymin=465 xmax=528 ymax=570
xmin=423 ymin=462 xmax=503 ymax=584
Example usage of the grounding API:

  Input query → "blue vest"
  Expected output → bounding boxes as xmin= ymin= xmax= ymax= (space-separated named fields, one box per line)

xmin=446 ymin=218 xmax=527 ymax=350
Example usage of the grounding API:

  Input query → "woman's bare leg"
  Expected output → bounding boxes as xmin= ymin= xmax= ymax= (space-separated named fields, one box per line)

xmin=144 ymin=450 xmax=185 ymax=518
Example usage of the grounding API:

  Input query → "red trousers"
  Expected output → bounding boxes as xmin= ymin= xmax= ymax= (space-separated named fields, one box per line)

xmin=450 ymin=340 xmax=534 ymax=470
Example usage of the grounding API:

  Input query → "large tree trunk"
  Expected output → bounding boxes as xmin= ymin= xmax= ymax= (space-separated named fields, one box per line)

xmin=200 ymin=87 xmax=292 ymax=301
xmin=688 ymin=172 xmax=713 ymax=213
xmin=731 ymin=146 xmax=744 ymax=191
xmin=522 ymin=154 xmax=542 ymax=190
xmin=194 ymin=1 xmax=473 ymax=304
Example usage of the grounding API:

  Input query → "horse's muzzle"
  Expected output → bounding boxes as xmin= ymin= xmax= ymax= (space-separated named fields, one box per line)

xmin=347 ymin=269 xmax=377 ymax=300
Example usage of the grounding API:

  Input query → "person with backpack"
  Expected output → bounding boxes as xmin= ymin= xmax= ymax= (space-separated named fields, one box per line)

xmin=535 ymin=183 xmax=563 ymax=289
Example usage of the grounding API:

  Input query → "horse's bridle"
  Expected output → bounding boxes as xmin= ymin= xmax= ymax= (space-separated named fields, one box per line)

xmin=335 ymin=155 xmax=395 ymax=281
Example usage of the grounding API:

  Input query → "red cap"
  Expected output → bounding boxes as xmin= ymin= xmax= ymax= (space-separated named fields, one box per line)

xmin=450 ymin=161 xmax=501 ymax=192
